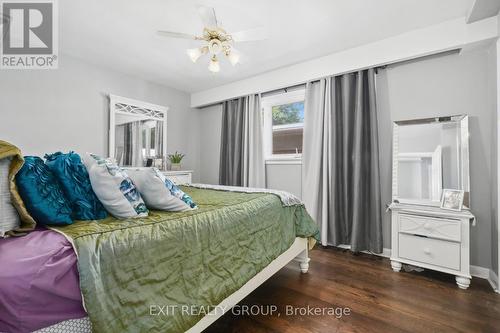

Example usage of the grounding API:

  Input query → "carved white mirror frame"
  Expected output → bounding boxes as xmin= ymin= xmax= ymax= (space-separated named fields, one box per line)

xmin=108 ymin=94 xmax=168 ymax=164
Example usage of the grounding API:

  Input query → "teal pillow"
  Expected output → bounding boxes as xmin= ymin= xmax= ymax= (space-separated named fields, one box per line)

xmin=16 ymin=156 xmax=72 ymax=225
xmin=45 ymin=152 xmax=107 ymax=221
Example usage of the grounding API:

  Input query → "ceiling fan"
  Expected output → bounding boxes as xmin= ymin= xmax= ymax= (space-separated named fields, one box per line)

xmin=157 ymin=6 xmax=266 ymax=73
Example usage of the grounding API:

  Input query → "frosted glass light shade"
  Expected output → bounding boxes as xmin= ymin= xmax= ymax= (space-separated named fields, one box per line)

xmin=227 ymin=48 xmax=240 ymax=66
xmin=186 ymin=48 xmax=202 ymax=63
xmin=208 ymin=57 xmax=220 ymax=73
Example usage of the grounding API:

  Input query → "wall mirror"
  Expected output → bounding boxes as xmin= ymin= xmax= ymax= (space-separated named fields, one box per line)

xmin=392 ymin=115 xmax=470 ymax=208
xmin=109 ymin=95 xmax=168 ymax=168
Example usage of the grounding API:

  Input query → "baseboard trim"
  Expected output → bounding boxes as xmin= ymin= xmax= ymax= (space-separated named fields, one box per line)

xmin=334 ymin=244 xmax=392 ymax=258
xmin=488 ymin=269 xmax=499 ymax=293
xmin=332 ymin=245 xmax=498 ymax=292
xmin=470 ymin=265 xmax=498 ymax=291
xmin=470 ymin=265 xmax=490 ymax=279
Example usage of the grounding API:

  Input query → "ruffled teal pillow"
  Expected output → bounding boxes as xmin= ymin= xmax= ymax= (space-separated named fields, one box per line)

xmin=16 ymin=156 xmax=72 ymax=225
xmin=45 ymin=152 xmax=107 ymax=221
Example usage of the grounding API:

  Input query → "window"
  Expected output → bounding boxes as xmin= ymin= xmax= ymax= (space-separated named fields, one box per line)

xmin=262 ymin=89 xmax=305 ymax=160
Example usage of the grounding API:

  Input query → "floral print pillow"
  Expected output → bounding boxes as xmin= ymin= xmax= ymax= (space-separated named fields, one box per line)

xmin=153 ymin=168 xmax=197 ymax=209
xmin=83 ymin=153 xmax=148 ymax=218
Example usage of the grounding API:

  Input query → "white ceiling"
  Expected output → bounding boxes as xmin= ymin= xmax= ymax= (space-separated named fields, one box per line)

xmin=60 ymin=0 xmax=471 ymax=93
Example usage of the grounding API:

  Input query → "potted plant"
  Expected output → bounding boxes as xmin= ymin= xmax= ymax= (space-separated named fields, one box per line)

xmin=168 ymin=151 xmax=185 ymax=171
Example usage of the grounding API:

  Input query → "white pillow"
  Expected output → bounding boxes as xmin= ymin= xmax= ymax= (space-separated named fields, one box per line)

xmin=127 ymin=168 xmax=192 ymax=211
xmin=0 ymin=157 xmax=20 ymax=237
xmin=82 ymin=153 xmax=148 ymax=219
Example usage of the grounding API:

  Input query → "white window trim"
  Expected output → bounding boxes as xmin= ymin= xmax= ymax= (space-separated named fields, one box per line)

xmin=261 ymin=89 xmax=305 ymax=161
xmin=265 ymin=157 xmax=302 ymax=165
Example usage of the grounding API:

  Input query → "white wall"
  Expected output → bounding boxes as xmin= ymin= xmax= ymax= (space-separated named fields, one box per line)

xmin=266 ymin=164 xmax=302 ymax=198
xmin=377 ymin=46 xmax=497 ymax=269
xmin=197 ymin=103 xmax=303 ymax=198
xmin=495 ymin=19 xmax=500 ymax=282
xmin=198 ymin=104 xmax=222 ymax=185
xmin=197 ymin=46 xmax=498 ymax=270
xmin=0 ymin=54 xmax=200 ymax=181
xmin=191 ymin=16 xmax=498 ymax=107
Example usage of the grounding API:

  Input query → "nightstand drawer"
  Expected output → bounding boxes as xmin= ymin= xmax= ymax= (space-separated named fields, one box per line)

xmin=398 ymin=233 xmax=460 ymax=270
xmin=399 ymin=214 xmax=461 ymax=242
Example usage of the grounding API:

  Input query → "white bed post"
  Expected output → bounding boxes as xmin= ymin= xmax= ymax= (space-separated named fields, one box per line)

xmin=296 ymin=243 xmax=310 ymax=273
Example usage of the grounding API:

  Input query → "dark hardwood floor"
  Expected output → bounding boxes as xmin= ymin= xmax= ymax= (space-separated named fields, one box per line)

xmin=205 ymin=247 xmax=500 ymax=333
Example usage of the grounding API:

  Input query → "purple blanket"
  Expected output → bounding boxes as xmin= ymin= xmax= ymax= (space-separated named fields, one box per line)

xmin=0 ymin=228 xmax=86 ymax=333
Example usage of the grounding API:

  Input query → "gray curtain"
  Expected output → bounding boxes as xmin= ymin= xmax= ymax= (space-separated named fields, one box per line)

xmin=122 ymin=123 xmax=133 ymax=166
xmin=219 ymin=94 xmax=265 ymax=187
xmin=122 ymin=121 xmax=143 ymax=166
xmin=154 ymin=121 xmax=163 ymax=158
xmin=302 ymin=69 xmax=382 ymax=253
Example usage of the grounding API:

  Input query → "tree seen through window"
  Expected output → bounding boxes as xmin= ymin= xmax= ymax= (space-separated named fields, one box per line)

xmin=272 ymin=102 xmax=304 ymax=126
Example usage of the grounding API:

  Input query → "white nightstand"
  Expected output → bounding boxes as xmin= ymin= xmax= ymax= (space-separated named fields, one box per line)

xmin=388 ymin=203 xmax=475 ymax=289
xmin=163 ymin=170 xmax=193 ymax=185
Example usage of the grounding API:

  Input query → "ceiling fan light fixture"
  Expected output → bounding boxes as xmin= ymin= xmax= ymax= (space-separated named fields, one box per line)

xmin=158 ymin=6 xmax=266 ymax=73
xmin=208 ymin=56 xmax=220 ymax=73
xmin=186 ymin=47 xmax=203 ymax=63
xmin=226 ymin=48 xmax=240 ymax=66
xmin=208 ymin=38 xmax=223 ymax=55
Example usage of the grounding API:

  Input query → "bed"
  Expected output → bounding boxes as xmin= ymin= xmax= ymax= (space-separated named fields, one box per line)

xmin=0 ymin=185 xmax=318 ymax=333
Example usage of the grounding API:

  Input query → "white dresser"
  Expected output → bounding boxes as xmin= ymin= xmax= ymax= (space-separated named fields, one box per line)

xmin=389 ymin=203 xmax=475 ymax=289
xmin=163 ymin=170 xmax=193 ymax=185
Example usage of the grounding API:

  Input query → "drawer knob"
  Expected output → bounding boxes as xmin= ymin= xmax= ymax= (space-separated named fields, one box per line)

xmin=423 ymin=248 xmax=431 ymax=255
xmin=423 ymin=223 xmax=433 ymax=230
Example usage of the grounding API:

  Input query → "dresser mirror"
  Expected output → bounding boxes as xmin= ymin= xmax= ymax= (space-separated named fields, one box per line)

xmin=392 ymin=115 xmax=470 ymax=208
xmin=109 ymin=95 xmax=168 ymax=168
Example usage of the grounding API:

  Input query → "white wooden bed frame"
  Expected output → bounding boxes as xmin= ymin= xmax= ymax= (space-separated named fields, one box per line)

xmin=26 ymin=96 xmax=312 ymax=333
xmin=187 ymin=236 xmax=310 ymax=332
xmin=31 ymin=237 xmax=310 ymax=333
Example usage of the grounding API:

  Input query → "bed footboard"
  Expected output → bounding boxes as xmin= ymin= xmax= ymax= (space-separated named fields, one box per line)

xmin=186 ymin=237 xmax=310 ymax=332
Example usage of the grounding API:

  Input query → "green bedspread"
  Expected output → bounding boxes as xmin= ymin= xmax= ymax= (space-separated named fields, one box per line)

xmin=52 ymin=187 xmax=319 ymax=333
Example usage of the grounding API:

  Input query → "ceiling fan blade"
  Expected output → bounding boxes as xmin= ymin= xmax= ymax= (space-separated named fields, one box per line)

xmin=157 ymin=30 xmax=198 ymax=40
xmin=231 ymin=27 xmax=267 ymax=42
xmin=197 ymin=5 xmax=217 ymax=28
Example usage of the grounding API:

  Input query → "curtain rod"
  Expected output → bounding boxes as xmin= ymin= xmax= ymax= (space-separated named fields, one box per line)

xmin=206 ymin=48 xmax=461 ymax=105
xmin=260 ymin=48 xmax=460 ymax=97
